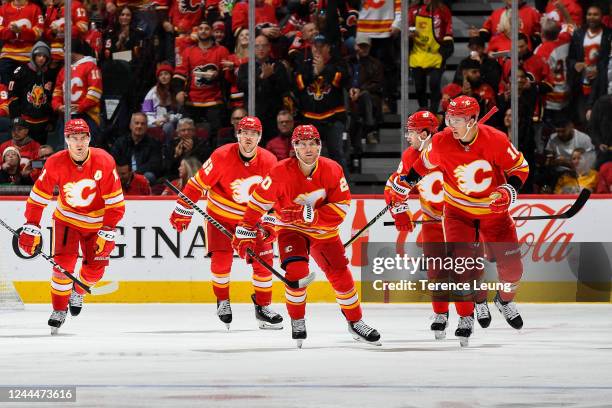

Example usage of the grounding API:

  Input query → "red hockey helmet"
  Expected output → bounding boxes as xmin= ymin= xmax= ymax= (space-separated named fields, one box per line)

xmin=446 ymin=95 xmax=480 ymax=119
xmin=65 ymin=118 xmax=90 ymax=136
xmin=291 ymin=124 xmax=320 ymax=144
xmin=237 ymin=116 xmax=262 ymax=134
xmin=406 ymin=111 xmax=439 ymax=134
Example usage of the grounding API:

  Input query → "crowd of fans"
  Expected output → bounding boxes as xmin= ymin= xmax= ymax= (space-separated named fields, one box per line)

xmin=0 ymin=0 xmax=609 ymax=195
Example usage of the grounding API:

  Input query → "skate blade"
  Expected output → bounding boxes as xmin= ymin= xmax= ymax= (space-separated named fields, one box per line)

xmin=458 ymin=336 xmax=469 ymax=347
xmin=50 ymin=327 xmax=59 ymax=336
xmin=257 ymin=320 xmax=283 ymax=330
xmin=351 ymin=334 xmax=382 ymax=346
xmin=434 ymin=330 xmax=446 ymax=340
xmin=224 ymin=323 xmax=230 ymax=330
xmin=296 ymin=339 xmax=303 ymax=349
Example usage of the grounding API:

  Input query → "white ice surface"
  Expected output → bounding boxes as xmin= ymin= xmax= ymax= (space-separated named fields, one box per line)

xmin=1 ymin=303 xmax=612 ymax=408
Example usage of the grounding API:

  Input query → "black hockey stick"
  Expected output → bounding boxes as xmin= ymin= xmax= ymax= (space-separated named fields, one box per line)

xmin=0 ymin=218 xmax=119 ymax=295
xmin=343 ymin=204 xmax=391 ymax=248
xmin=164 ymin=180 xmax=315 ymax=289
xmin=384 ymin=189 xmax=591 ymax=226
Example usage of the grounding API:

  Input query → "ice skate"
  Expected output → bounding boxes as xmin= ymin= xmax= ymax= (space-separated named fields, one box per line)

xmin=494 ymin=292 xmax=523 ymax=329
xmin=69 ymin=290 xmax=83 ymax=316
xmin=348 ymin=320 xmax=381 ymax=346
xmin=454 ymin=315 xmax=474 ymax=347
xmin=48 ymin=310 xmax=67 ymax=335
xmin=251 ymin=294 xmax=283 ymax=330
xmin=475 ymin=300 xmax=491 ymax=328
xmin=430 ymin=312 xmax=448 ymax=340
xmin=216 ymin=299 xmax=232 ymax=329
xmin=291 ymin=318 xmax=306 ymax=348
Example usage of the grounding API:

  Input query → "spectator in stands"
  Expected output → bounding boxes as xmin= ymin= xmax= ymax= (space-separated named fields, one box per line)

xmin=0 ymin=146 xmax=31 ymax=185
xmin=212 ymin=21 xmax=227 ymax=47
xmin=346 ymin=33 xmax=384 ymax=145
xmin=294 ymin=33 xmax=350 ymax=175
xmin=287 ymin=22 xmax=318 ymax=69
xmin=442 ymin=58 xmax=496 ymax=114
xmin=589 ymin=94 xmax=612 ymax=167
xmin=545 ymin=117 xmax=595 ymax=170
xmin=102 ymin=6 xmax=145 ymax=61
xmin=454 ymin=37 xmax=502 ymax=93
xmin=172 ymin=21 xmax=230 ymax=141
xmin=357 ymin=0 xmax=401 ymax=113
xmin=217 ymin=106 xmax=247 ymax=147
xmin=142 ymin=62 xmax=179 ymax=144
xmin=52 ymin=39 xmax=103 ymax=145
xmin=238 ymin=34 xmax=290 ymax=142
xmin=44 ymin=0 xmax=89 ymax=63
xmin=265 ymin=110 xmax=294 ymax=161
xmin=161 ymin=156 xmax=202 ymax=196
xmin=111 ymin=112 xmax=163 ymax=185
xmin=0 ymin=80 xmax=10 ymax=144
xmin=26 ymin=143 xmax=54 ymax=182
xmin=0 ymin=117 xmax=39 ymax=167
xmin=554 ymin=147 xmax=598 ymax=193
xmin=595 ymin=162 xmax=612 ymax=193
xmin=409 ymin=0 xmax=454 ymax=113
xmin=503 ymin=108 xmax=512 ymax=139
xmin=231 ymin=0 xmax=279 ymax=40
xmin=163 ymin=117 xmax=211 ymax=180
xmin=0 ymin=0 xmax=44 ymax=85
xmin=116 ymin=156 xmax=152 ymax=196
xmin=543 ymin=0 xmax=583 ymax=28
xmin=477 ymin=0 xmax=541 ymax=46
xmin=568 ymin=5 xmax=611 ymax=126
xmin=8 ymin=41 xmax=54 ymax=145
xmin=223 ymin=28 xmax=249 ymax=108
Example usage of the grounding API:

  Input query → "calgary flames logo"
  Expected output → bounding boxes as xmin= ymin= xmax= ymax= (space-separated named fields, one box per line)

xmin=453 ymin=160 xmax=493 ymax=195
xmin=418 ymin=171 xmax=444 ymax=203
xmin=193 ymin=64 xmax=219 ymax=87
xmin=178 ymin=0 xmax=200 ymax=13
xmin=307 ymin=77 xmax=331 ymax=101
xmin=362 ymin=0 xmax=385 ymax=9
xmin=230 ymin=176 xmax=263 ymax=204
xmin=26 ymin=85 xmax=47 ymax=108
xmin=63 ymin=179 xmax=97 ymax=207
xmin=294 ymin=189 xmax=326 ymax=207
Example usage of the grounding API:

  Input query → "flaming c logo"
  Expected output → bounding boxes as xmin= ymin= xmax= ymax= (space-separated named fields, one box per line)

xmin=230 ymin=176 xmax=263 ymax=204
xmin=26 ymin=85 xmax=47 ymax=108
xmin=307 ymin=77 xmax=331 ymax=101
xmin=63 ymin=179 xmax=97 ymax=207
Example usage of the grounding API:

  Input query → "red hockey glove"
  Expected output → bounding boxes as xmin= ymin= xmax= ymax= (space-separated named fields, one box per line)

xmin=390 ymin=204 xmax=414 ymax=232
xmin=232 ymin=223 xmax=257 ymax=263
xmin=169 ymin=201 xmax=194 ymax=231
xmin=279 ymin=205 xmax=317 ymax=225
xmin=258 ymin=214 xmax=277 ymax=245
xmin=94 ymin=227 xmax=116 ymax=260
xmin=18 ymin=223 xmax=42 ymax=255
xmin=489 ymin=184 xmax=517 ymax=213
xmin=388 ymin=175 xmax=412 ymax=205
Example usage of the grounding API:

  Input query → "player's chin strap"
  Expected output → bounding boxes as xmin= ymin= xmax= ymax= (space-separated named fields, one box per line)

xmin=294 ymin=143 xmax=321 ymax=170
xmin=417 ymin=134 xmax=431 ymax=151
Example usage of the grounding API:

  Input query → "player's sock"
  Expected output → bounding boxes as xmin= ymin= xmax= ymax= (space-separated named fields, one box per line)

xmin=291 ymin=318 xmax=307 ymax=348
xmin=430 ymin=312 xmax=449 ymax=340
xmin=216 ymin=299 xmax=232 ymax=329
xmin=212 ymin=272 xmax=230 ymax=300
xmin=251 ymin=294 xmax=283 ymax=329
xmin=348 ymin=319 xmax=381 ymax=346
xmin=494 ymin=292 xmax=523 ymax=329
xmin=454 ymin=314 xmax=474 ymax=347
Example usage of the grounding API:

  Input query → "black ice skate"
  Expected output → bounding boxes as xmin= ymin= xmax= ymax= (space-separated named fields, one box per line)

xmin=430 ymin=312 xmax=449 ymax=340
xmin=494 ymin=292 xmax=523 ymax=329
xmin=216 ymin=299 xmax=232 ymax=329
xmin=454 ymin=314 xmax=474 ymax=347
xmin=291 ymin=318 xmax=307 ymax=348
xmin=251 ymin=294 xmax=283 ymax=330
xmin=348 ymin=320 xmax=381 ymax=346
xmin=69 ymin=290 xmax=83 ymax=316
xmin=48 ymin=309 xmax=67 ymax=335
xmin=475 ymin=300 xmax=491 ymax=328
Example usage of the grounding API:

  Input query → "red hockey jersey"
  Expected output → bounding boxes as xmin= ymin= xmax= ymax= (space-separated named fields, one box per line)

xmin=179 ymin=143 xmax=278 ymax=224
xmin=0 ymin=1 xmax=44 ymax=62
xmin=480 ymin=2 xmax=541 ymax=40
xmin=173 ymin=44 xmax=230 ymax=107
xmin=243 ymin=157 xmax=351 ymax=240
xmin=544 ymin=0 xmax=582 ymax=28
xmin=417 ymin=125 xmax=529 ymax=217
xmin=44 ymin=1 xmax=89 ymax=61
xmin=231 ymin=1 xmax=278 ymax=36
xmin=52 ymin=56 xmax=102 ymax=124
xmin=386 ymin=147 xmax=444 ymax=221
xmin=25 ymin=147 xmax=125 ymax=231
xmin=169 ymin=0 xmax=204 ymax=34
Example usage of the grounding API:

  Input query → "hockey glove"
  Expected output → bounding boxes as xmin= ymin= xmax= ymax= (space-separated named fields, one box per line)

xmin=258 ymin=214 xmax=277 ymax=245
xmin=170 ymin=201 xmax=194 ymax=231
xmin=279 ymin=205 xmax=317 ymax=225
xmin=232 ymin=223 xmax=258 ymax=263
xmin=390 ymin=203 xmax=414 ymax=233
xmin=94 ymin=227 xmax=116 ymax=260
xmin=489 ymin=184 xmax=517 ymax=213
xmin=18 ymin=223 xmax=42 ymax=255
xmin=387 ymin=175 xmax=412 ymax=205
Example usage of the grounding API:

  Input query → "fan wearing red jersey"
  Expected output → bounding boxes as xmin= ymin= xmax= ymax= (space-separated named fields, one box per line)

xmin=169 ymin=116 xmax=283 ymax=330
xmin=232 ymin=125 xmax=381 ymax=348
xmin=386 ymin=111 xmax=481 ymax=345
xmin=18 ymin=118 xmax=125 ymax=334
xmin=413 ymin=96 xmax=529 ymax=331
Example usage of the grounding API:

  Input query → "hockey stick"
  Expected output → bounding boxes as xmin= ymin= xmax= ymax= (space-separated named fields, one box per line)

xmin=164 ymin=180 xmax=315 ymax=289
xmin=343 ymin=204 xmax=391 ymax=248
xmin=0 ymin=218 xmax=119 ymax=295
xmin=384 ymin=189 xmax=591 ymax=226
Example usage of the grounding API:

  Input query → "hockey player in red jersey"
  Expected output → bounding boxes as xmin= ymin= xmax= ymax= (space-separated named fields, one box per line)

xmin=18 ymin=118 xmax=125 ymax=334
xmin=386 ymin=111 xmax=480 ymax=344
xmin=169 ymin=116 xmax=283 ymax=330
xmin=232 ymin=124 xmax=381 ymax=348
xmin=412 ymin=95 xmax=529 ymax=334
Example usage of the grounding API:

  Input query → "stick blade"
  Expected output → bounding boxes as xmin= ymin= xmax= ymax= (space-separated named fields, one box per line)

xmin=90 ymin=281 xmax=119 ymax=296
xmin=561 ymin=188 xmax=591 ymax=219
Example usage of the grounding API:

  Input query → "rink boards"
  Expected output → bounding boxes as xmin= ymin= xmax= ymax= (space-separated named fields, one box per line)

xmin=1 ymin=194 xmax=611 ymax=303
